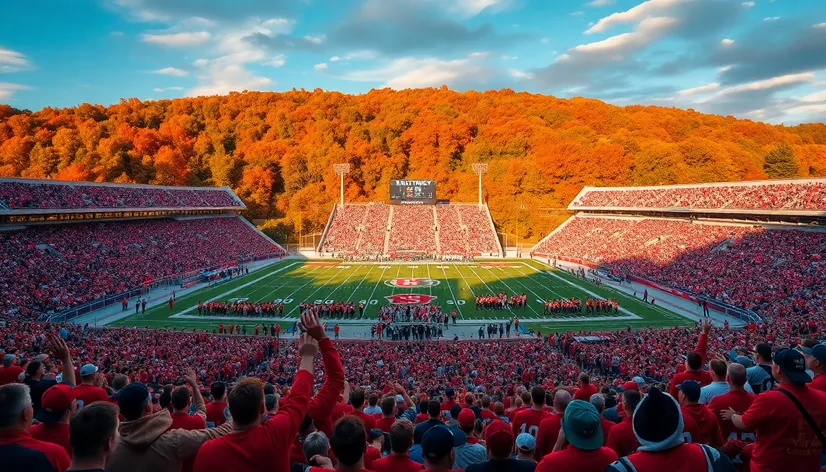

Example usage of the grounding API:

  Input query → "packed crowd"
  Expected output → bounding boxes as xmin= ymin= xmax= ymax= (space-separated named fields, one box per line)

xmin=533 ymin=216 xmax=826 ymax=321
xmin=0 ymin=217 xmax=284 ymax=318
xmin=320 ymin=203 xmax=500 ymax=259
xmin=572 ymin=181 xmax=826 ymax=212
xmin=475 ymin=294 xmax=528 ymax=310
xmin=2 ymin=312 xmax=826 ymax=472
xmin=377 ymin=304 xmax=451 ymax=325
xmin=0 ymin=180 xmax=240 ymax=210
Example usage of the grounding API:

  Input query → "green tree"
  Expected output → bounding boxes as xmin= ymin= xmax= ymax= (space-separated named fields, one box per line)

xmin=763 ymin=143 xmax=798 ymax=178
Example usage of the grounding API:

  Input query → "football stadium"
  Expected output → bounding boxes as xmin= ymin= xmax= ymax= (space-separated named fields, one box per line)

xmin=4 ymin=1 xmax=826 ymax=471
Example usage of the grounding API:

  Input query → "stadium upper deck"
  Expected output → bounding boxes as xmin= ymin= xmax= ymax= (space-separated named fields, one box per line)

xmin=0 ymin=177 xmax=244 ymax=215
xmin=570 ymin=178 xmax=826 ymax=216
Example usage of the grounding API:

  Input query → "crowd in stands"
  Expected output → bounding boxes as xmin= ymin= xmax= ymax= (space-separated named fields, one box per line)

xmin=0 ymin=217 xmax=283 ymax=318
xmin=3 ymin=311 xmax=826 ymax=472
xmin=573 ymin=181 xmax=826 ymax=212
xmin=320 ymin=203 xmax=500 ymax=259
xmin=533 ymin=216 xmax=826 ymax=321
xmin=0 ymin=180 xmax=239 ymax=210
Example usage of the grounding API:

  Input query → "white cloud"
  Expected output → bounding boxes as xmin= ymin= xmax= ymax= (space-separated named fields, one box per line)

xmin=573 ymin=17 xmax=677 ymax=54
xmin=763 ymin=17 xmax=780 ymax=21
xmin=263 ymin=54 xmax=286 ymax=67
xmin=342 ymin=56 xmax=482 ymax=89
xmin=313 ymin=62 xmax=328 ymax=71
xmin=154 ymin=67 xmax=188 ymax=76
xmin=721 ymin=38 xmax=735 ymax=45
xmin=141 ymin=31 xmax=211 ymax=47
xmin=586 ymin=0 xmax=689 ymax=34
xmin=741 ymin=1 xmax=755 ymax=7
xmin=703 ymin=72 xmax=815 ymax=100
xmin=571 ymin=11 xmax=585 ymax=16
xmin=509 ymin=69 xmax=533 ymax=79
xmin=330 ymin=56 xmax=342 ymax=62
xmin=188 ymin=63 xmax=271 ymax=96
xmin=303 ymin=35 xmax=324 ymax=44
xmin=0 ymin=82 xmax=30 ymax=100
xmin=677 ymin=82 xmax=720 ymax=96
xmin=815 ymin=23 xmax=826 ymax=28
xmin=800 ymin=88 xmax=826 ymax=103
xmin=0 ymin=47 xmax=30 ymax=73
xmin=718 ymin=65 xmax=732 ymax=73
xmin=193 ymin=58 xmax=209 ymax=67
xmin=153 ymin=86 xmax=184 ymax=92
xmin=448 ymin=0 xmax=509 ymax=17
xmin=588 ymin=0 xmax=615 ymax=6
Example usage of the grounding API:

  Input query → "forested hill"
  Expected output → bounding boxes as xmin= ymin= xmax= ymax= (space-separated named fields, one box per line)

xmin=1 ymin=88 xmax=825 ymax=241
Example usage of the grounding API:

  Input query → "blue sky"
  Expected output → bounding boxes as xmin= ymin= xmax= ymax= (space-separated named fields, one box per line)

xmin=2 ymin=0 xmax=826 ymax=124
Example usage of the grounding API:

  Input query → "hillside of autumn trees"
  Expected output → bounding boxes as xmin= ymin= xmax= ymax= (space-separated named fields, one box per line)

xmin=2 ymin=88 xmax=826 ymax=242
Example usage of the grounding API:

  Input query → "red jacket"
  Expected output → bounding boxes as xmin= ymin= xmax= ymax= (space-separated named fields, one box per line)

xmin=680 ymin=404 xmax=723 ymax=448
xmin=306 ymin=338 xmax=346 ymax=437
xmin=193 ymin=370 xmax=313 ymax=472
xmin=0 ymin=430 xmax=71 ymax=472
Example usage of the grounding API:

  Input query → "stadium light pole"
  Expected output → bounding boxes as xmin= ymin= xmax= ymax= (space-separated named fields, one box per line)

xmin=333 ymin=163 xmax=351 ymax=208
xmin=472 ymin=163 xmax=488 ymax=207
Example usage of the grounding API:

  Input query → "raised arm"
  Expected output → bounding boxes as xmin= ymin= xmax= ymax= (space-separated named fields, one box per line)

xmin=307 ymin=314 xmax=345 ymax=422
xmin=185 ymin=368 xmax=207 ymax=420
xmin=48 ymin=335 xmax=75 ymax=386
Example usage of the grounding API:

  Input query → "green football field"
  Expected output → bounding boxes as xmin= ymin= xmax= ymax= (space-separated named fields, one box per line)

xmin=107 ymin=259 xmax=692 ymax=333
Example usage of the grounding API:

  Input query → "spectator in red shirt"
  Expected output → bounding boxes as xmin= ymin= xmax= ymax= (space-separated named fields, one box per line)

xmin=67 ymin=401 xmax=120 ymax=472
xmin=0 ymin=383 xmax=71 ymax=472
xmin=0 ymin=354 xmax=24 ymax=386
xmin=536 ymin=400 xmax=618 ymax=472
xmin=74 ymin=364 xmax=109 ymax=407
xmin=800 ymin=342 xmax=826 ymax=392
xmin=676 ymin=380 xmax=723 ymax=448
xmin=606 ymin=387 xmax=732 ymax=472
xmin=348 ymin=388 xmax=377 ymax=431
xmin=723 ymin=348 xmax=826 ymax=472
xmin=512 ymin=386 xmax=551 ymax=439
xmin=669 ymin=321 xmax=713 ymax=398
xmin=707 ymin=363 xmax=756 ymax=444
xmin=30 ymin=384 xmax=77 ymax=458
xmin=440 ymin=388 xmax=458 ymax=415
xmin=205 ymin=381 xmax=227 ymax=426
xmin=573 ymin=373 xmax=598 ymax=401
xmin=193 ymin=312 xmax=326 ymax=472
xmin=373 ymin=419 xmax=422 ymax=472
xmin=606 ymin=390 xmax=641 ymax=457
xmin=169 ymin=375 xmax=207 ymax=431
xmin=323 ymin=416 xmax=372 ymax=472
xmin=535 ymin=389 xmax=570 ymax=459
xmin=480 ymin=396 xmax=496 ymax=421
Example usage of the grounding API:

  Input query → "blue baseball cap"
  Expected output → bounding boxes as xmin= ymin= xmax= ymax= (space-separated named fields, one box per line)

xmin=562 ymin=400 xmax=603 ymax=450
xmin=422 ymin=426 xmax=455 ymax=461
xmin=114 ymin=382 xmax=151 ymax=420
xmin=773 ymin=348 xmax=811 ymax=384
xmin=676 ymin=380 xmax=701 ymax=402
xmin=799 ymin=344 xmax=826 ymax=364
xmin=79 ymin=364 xmax=98 ymax=377
xmin=516 ymin=433 xmax=536 ymax=452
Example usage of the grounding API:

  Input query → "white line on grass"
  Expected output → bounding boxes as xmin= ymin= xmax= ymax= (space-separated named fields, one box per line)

xmin=286 ymin=267 xmax=348 ymax=315
xmin=180 ymin=262 xmax=301 ymax=312
xmin=346 ymin=265 xmax=374 ymax=302
xmin=440 ymin=265 xmax=464 ymax=319
xmin=366 ymin=266 xmax=391 ymax=306
xmin=454 ymin=264 xmax=478 ymax=297
xmin=391 ymin=265 xmax=402 ymax=295
xmin=426 ymin=264 xmax=433 ymax=297
xmin=279 ymin=265 xmax=338 ymax=308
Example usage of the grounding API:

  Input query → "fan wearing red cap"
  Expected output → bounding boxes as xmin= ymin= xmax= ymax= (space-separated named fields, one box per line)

xmin=30 ymin=383 xmax=77 ymax=457
xmin=466 ymin=420 xmax=534 ymax=472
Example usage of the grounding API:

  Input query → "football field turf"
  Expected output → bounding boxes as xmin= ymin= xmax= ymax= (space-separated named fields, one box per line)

xmin=108 ymin=259 xmax=693 ymax=333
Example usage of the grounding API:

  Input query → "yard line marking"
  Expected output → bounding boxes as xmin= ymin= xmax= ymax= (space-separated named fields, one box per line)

xmin=346 ymin=265 xmax=374 ymax=302
xmin=366 ymin=266 xmax=391 ymax=307
xmin=286 ymin=267 xmax=349 ymax=315
xmin=321 ymin=264 xmax=362 ymax=304
xmin=426 ymin=264 xmax=433 ymax=297
xmin=391 ymin=265 xmax=402 ymax=295
xmin=440 ymin=264 xmax=464 ymax=319
xmin=278 ymin=265 xmax=337 ymax=307
xmin=466 ymin=264 xmax=497 ymax=294
xmin=454 ymin=264 xmax=478 ymax=297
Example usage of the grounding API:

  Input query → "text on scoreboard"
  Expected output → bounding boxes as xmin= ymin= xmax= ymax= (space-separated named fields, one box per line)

xmin=390 ymin=180 xmax=436 ymax=204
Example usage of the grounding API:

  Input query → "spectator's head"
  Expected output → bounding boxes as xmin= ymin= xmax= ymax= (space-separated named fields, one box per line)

xmin=530 ymin=386 xmax=545 ymax=407
xmin=228 ymin=378 xmax=264 ymax=428
xmin=351 ymin=388 xmax=366 ymax=409
xmin=481 ymin=395 xmax=491 ymax=409
xmin=3 ymin=354 xmax=14 ymax=367
xmin=513 ymin=397 xmax=523 ymax=409
xmin=116 ymin=383 xmax=152 ymax=421
xmin=368 ymin=428 xmax=384 ymax=448
xmin=263 ymin=383 xmax=276 ymax=395
xmin=170 ymin=386 xmax=191 ymax=412
xmin=79 ymin=364 xmax=98 ymax=384
xmin=381 ymin=396 xmax=396 ymax=417
xmin=578 ymin=372 xmax=590 ymax=386
xmin=465 ymin=393 xmax=474 ymax=406
xmin=589 ymin=393 xmax=605 ymax=414
xmin=621 ymin=390 xmax=641 ymax=417
xmin=265 ymin=394 xmax=278 ymax=414
xmin=69 ymin=402 xmax=119 ymax=467
xmin=632 ymin=387 xmax=684 ymax=451
xmin=0 ymin=383 xmax=33 ymax=432
xmin=562 ymin=400 xmax=603 ymax=450
xmin=494 ymin=402 xmax=505 ymax=416
xmin=390 ymin=419 xmax=414 ymax=454
xmin=772 ymin=348 xmax=811 ymax=385
xmin=520 ymin=391 xmax=531 ymax=405
xmin=211 ymin=381 xmax=227 ymax=401
xmin=553 ymin=389 xmax=571 ymax=413
xmin=484 ymin=420 xmax=515 ymax=459
xmin=800 ymin=343 xmax=826 ymax=375
xmin=303 ymin=431 xmax=330 ymax=463
xmin=754 ymin=343 xmax=773 ymax=363
xmin=445 ymin=387 xmax=454 ymax=400
xmin=726 ymin=363 xmax=748 ymax=390
xmin=368 ymin=394 xmax=379 ymax=408
xmin=449 ymin=404 xmax=462 ymax=422
xmin=27 ymin=360 xmax=44 ymax=379
xmin=159 ymin=393 xmax=171 ymax=410
xmin=709 ymin=359 xmax=727 ymax=381
xmin=37 ymin=384 xmax=77 ymax=424
xmin=686 ymin=352 xmax=703 ymax=371
xmin=676 ymin=380 xmax=701 ymax=405
xmin=427 ymin=399 xmax=441 ymax=418
xmin=111 ymin=374 xmax=129 ymax=392
xmin=331 ymin=416 xmax=367 ymax=468
xmin=515 ymin=432 xmax=536 ymax=460
xmin=421 ymin=426 xmax=455 ymax=470
xmin=457 ymin=408 xmax=476 ymax=433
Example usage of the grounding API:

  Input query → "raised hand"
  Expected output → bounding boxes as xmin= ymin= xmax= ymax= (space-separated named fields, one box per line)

xmin=300 ymin=312 xmax=327 ymax=340
xmin=719 ymin=407 xmax=736 ymax=421
xmin=184 ymin=368 xmax=198 ymax=387
xmin=702 ymin=319 xmax=712 ymax=335
xmin=47 ymin=335 xmax=70 ymax=360
xmin=299 ymin=334 xmax=319 ymax=358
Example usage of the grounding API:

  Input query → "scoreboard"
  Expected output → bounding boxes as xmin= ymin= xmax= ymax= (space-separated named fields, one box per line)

xmin=390 ymin=180 xmax=436 ymax=204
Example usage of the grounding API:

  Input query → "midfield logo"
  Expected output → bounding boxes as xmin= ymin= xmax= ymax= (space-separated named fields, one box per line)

xmin=384 ymin=278 xmax=441 ymax=288
xmin=385 ymin=294 xmax=437 ymax=305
